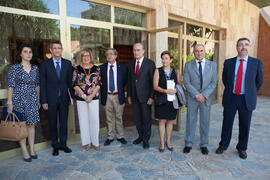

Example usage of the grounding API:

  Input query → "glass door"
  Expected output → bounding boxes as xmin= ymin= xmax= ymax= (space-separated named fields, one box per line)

xmin=148 ymin=25 xmax=183 ymax=131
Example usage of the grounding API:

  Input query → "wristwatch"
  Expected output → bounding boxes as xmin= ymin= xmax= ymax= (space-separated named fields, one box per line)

xmin=81 ymin=94 xmax=86 ymax=99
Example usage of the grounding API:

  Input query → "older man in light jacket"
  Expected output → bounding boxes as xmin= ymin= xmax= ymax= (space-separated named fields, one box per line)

xmin=183 ymin=44 xmax=217 ymax=155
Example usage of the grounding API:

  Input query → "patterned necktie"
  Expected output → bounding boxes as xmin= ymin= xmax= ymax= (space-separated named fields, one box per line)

xmin=135 ymin=60 xmax=140 ymax=77
xmin=198 ymin=61 xmax=203 ymax=90
xmin=56 ymin=62 xmax=61 ymax=79
xmin=109 ymin=65 xmax=115 ymax=92
xmin=235 ymin=59 xmax=244 ymax=95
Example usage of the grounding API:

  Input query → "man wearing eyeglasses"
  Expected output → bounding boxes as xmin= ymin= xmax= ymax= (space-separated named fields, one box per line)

xmin=216 ymin=38 xmax=263 ymax=159
xmin=100 ymin=48 xmax=128 ymax=146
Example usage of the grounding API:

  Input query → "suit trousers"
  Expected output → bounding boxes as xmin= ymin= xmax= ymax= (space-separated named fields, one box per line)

xmin=48 ymin=97 xmax=68 ymax=149
xmin=185 ymin=97 xmax=211 ymax=147
xmin=104 ymin=94 xmax=125 ymax=140
xmin=219 ymin=95 xmax=252 ymax=151
xmin=132 ymin=98 xmax=152 ymax=141
xmin=76 ymin=99 xmax=100 ymax=146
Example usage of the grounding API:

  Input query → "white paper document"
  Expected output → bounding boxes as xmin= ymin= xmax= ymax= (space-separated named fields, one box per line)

xmin=167 ymin=80 xmax=175 ymax=101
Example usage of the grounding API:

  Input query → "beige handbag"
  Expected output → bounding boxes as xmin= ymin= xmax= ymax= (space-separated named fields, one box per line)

xmin=0 ymin=113 xmax=28 ymax=141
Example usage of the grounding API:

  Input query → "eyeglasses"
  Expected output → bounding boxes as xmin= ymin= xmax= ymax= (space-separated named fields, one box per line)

xmin=105 ymin=53 xmax=114 ymax=56
xmin=82 ymin=55 xmax=91 ymax=57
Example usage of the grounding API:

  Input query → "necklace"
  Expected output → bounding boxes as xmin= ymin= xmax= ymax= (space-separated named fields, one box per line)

xmin=82 ymin=64 xmax=91 ymax=79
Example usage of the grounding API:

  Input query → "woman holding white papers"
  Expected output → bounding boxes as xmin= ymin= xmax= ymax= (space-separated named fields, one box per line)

xmin=154 ymin=51 xmax=180 ymax=152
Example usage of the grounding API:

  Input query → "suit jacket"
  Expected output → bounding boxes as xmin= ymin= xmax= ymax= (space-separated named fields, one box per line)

xmin=40 ymin=58 xmax=73 ymax=106
xmin=184 ymin=59 xmax=218 ymax=106
xmin=99 ymin=62 xmax=128 ymax=105
xmin=127 ymin=57 xmax=155 ymax=103
xmin=222 ymin=56 xmax=263 ymax=111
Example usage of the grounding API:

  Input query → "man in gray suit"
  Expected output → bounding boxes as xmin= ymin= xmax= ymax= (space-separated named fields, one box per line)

xmin=183 ymin=44 xmax=217 ymax=155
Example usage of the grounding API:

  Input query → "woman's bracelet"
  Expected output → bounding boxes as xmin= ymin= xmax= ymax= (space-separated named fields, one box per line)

xmin=7 ymin=100 xmax=12 ymax=105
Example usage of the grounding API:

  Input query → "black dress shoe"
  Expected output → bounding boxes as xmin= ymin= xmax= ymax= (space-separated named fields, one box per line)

xmin=117 ymin=138 xmax=127 ymax=144
xmin=133 ymin=137 xmax=143 ymax=144
xmin=59 ymin=146 xmax=72 ymax=153
xmin=104 ymin=139 xmax=114 ymax=146
xmin=52 ymin=148 xmax=59 ymax=156
xmin=143 ymin=141 xmax=149 ymax=149
xmin=183 ymin=146 xmax=192 ymax=153
xmin=200 ymin=147 xmax=209 ymax=155
xmin=238 ymin=150 xmax=247 ymax=159
xmin=216 ymin=147 xmax=225 ymax=154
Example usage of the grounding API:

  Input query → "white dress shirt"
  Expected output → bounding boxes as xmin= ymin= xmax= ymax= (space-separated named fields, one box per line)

xmin=135 ymin=56 xmax=144 ymax=71
xmin=107 ymin=62 xmax=118 ymax=93
xmin=195 ymin=58 xmax=206 ymax=73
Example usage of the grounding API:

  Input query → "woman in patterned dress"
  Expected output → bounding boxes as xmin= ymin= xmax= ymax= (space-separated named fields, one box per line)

xmin=72 ymin=48 xmax=101 ymax=151
xmin=7 ymin=44 xmax=40 ymax=162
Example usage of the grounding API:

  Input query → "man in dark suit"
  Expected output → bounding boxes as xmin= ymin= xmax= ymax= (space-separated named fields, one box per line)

xmin=100 ymin=48 xmax=128 ymax=146
xmin=127 ymin=43 xmax=155 ymax=149
xmin=40 ymin=40 xmax=73 ymax=156
xmin=216 ymin=37 xmax=263 ymax=159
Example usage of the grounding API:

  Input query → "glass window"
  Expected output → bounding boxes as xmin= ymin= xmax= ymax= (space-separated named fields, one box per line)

xmin=186 ymin=40 xmax=197 ymax=62
xmin=115 ymin=7 xmax=146 ymax=27
xmin=0 ymin=12 xmax=60 ymax=152
xmin=168 ymin=38 xmax=184 ymax=70
xmin=186 ymin=24 xmax=203 ymax=37
xmin=168 ymin=19 xmax=184 ymax=33
xmin=66 ymin=0 xmax=110 ymax=22
xmin=205 ymin=28 xmax=220 ymax=40
xmin=70 ymin=25 xmax=110 ymax=65
xmin=0 ymin=0 xmax=59 ymax=14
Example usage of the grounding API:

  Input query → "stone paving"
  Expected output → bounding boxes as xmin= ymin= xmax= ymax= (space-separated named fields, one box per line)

xmin=0 ymin=96 xmax=270 ymax=180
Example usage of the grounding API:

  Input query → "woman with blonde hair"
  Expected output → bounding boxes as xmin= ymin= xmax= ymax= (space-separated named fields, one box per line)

xmin=72 ymin=48 xmax=101 ymax=151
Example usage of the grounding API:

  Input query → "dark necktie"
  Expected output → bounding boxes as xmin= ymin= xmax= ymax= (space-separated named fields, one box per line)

xmin=56 ymin=62 xmax=61 ymax=79
xmin=235 ymin=59 xmax=244 ymax=95
xmin=198 ymin=61 xmax=203 ymax=90
xmin=109 ymin=65 xmax=115 ymax=92
xmin=135 ymin=61 xmax=140 ymax=77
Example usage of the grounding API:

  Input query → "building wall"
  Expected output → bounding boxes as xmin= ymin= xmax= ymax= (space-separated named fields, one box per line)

xmin=119 ymin=0 xmax=260 ymax=99
xmin=258 ymin=14 xmax=270 ymax=96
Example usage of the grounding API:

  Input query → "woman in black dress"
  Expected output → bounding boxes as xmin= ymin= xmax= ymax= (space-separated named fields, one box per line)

xmin=7 ymin=44 xmax=40 ymax=162
xmin=154 ymin=51 xmax=180 ymax=152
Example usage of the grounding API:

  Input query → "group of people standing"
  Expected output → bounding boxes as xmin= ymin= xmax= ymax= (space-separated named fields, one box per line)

xmin=6 ymin=37 xmax=263 ymax=162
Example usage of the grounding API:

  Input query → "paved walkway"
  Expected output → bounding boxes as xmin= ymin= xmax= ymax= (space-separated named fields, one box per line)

xmin=1 ymin=96 xmax=270 ymax=180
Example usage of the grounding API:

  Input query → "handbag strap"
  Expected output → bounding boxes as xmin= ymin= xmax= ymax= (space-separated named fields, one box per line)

xmin=4 ymin=113 xmax=20 ymax=124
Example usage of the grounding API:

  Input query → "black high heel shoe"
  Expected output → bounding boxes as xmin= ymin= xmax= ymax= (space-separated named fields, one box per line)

xmin=166 ymin=142 xmax=173 ymax=151
xmin=159 ymin=147 xmax=165 ymax=152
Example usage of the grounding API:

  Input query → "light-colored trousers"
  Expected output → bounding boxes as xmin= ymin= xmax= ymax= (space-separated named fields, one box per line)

xmin=77 ymin=99 xmax=99 ymax=146
xmin=184 ymin=97 xmax=211 ymax=148
xmin=104 ymin=94 xmax=125 ymax=140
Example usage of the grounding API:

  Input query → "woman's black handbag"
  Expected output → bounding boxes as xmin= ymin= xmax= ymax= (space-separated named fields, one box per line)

xmin=154 ymin=94 xmax=167 ymax=105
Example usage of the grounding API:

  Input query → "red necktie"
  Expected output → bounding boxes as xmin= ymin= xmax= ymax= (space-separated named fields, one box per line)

xmin=135 ymin=60 xmax=140 ymax=77
xmin=235 ymin=59 xmax=244 ymax=95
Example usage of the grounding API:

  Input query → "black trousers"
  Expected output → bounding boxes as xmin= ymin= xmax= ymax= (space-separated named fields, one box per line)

xmin=132 ymin=98 xmax=152 ymax=141
xmin=219 ymin=94 xmax=252 ymax=151
xmin=48 ymin=97 xmax=69 ymax=148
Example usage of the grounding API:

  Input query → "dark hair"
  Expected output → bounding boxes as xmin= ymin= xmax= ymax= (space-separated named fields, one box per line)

xmin=161 ymin=50 xmax=173 ymax=59
xmin=15 ymin=43 xmax=33 ymax=64
xmin=50 ymin=40 xmax=62 ymax=49
xmin=237 ymin=38 xmax=250 ymax=46
xmin=106 ymin=48 xmax=118 ymax=55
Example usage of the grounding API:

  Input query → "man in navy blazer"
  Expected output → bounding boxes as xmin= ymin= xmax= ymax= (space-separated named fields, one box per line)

xmin=100 ymin=48 xmax=128 ymax=146
xmin=40 ymin=40 xmax=73 ymax=156
xmin=216 ymin=38 xmax=263 ymax=159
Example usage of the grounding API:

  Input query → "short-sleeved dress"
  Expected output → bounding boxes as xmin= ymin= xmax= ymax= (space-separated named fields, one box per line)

xmin=7 ymin=64 xmax=40 ymax=125
xmin=155 ymin=67 xmax=178 ymax=120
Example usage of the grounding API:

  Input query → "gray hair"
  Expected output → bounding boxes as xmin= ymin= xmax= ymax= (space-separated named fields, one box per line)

xmin=106 ymin=48 xmax=118 ymax=55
